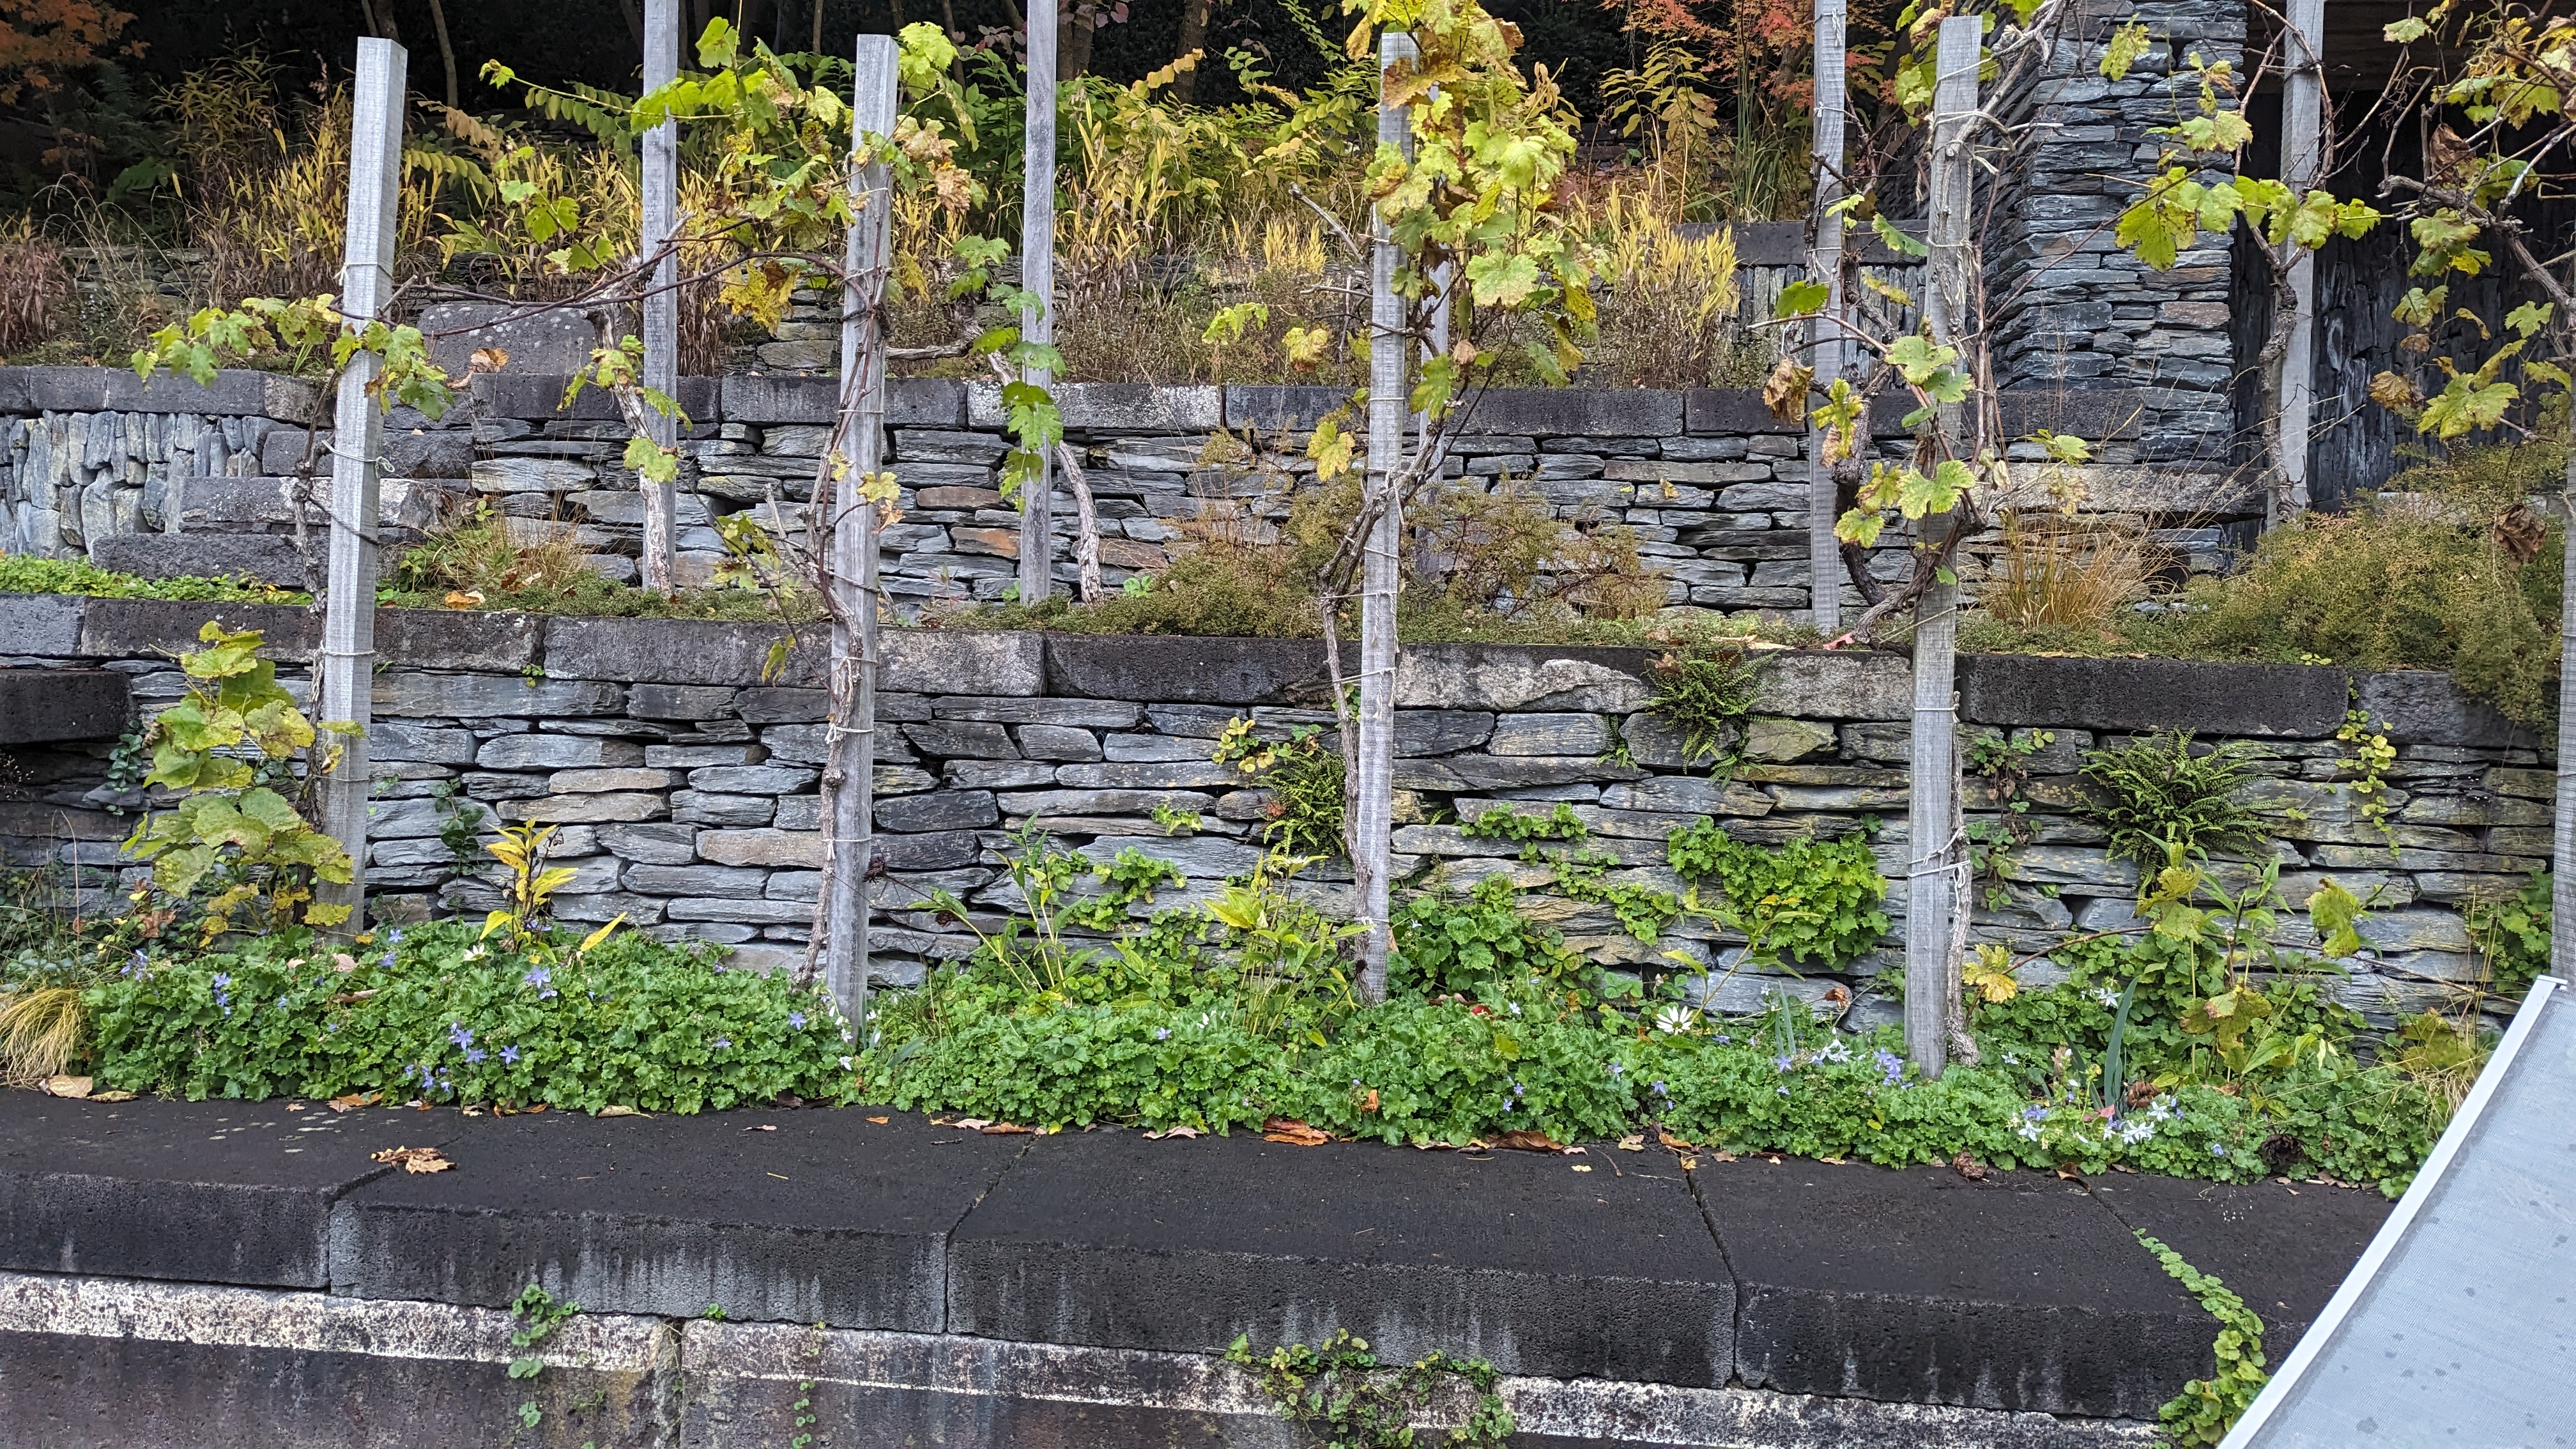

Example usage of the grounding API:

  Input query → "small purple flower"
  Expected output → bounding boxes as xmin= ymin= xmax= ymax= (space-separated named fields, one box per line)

xmin=787 ymin=1011 xmax=807 ymax=1030
xmin=2211 ymin=1142 xmax=2228 ymax=1158
xmin=1650 ymin=1080 xmax=1667 ymax=1097
xmin=1713 ymin=1032 xmax=1733 ymax=1045
xmin=523 ymin=966 xmax=551 ymax=991
xmin=500 ymin=1045 xmax=521 ymax=1066
xmin=448 ymin=1023 xmax=474 ymax=1050
xmin=712 ymin=1038 xmax=731 ymax=1052
xmin=1873 ymin=1048 xmax=1905 ymax=1087
xmin=1772 ymin=1054 xmax=1795 ymax=1072
xmin=463 ymin=1047 xmax=487 ymax=1065
xmin=125 ymin=949 xmax=148 ymax=976
xmin=387 ymin=928 xmax=404 ymax=944
xmin=1154 ymin=1027 xmax=1170 ymax=1041
xmin=1511 ymin=1081 xmax=1525 ymax=1097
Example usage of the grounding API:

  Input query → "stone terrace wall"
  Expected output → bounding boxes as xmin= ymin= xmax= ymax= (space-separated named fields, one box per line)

xmin=4 ymin=367 xmax=2267 ymax=625
xmin=3 ymin=597 xmax=2541 ymax=1030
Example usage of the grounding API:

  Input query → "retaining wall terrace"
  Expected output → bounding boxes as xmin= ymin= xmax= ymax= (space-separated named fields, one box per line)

xmin=3 ymin=367 xmax=2262 ymax=627
xmin=1 ymin=597 xmax=2538 ymax=1027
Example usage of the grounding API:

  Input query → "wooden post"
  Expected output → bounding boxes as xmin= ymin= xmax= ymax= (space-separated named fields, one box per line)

xmin=816 ymin=34 xmax=900 ymax=1019
xmin=1807 ymin=0 xmax=1847 ymax=631
xmin=1353 ymin=30 xmax=1414 ymax=1003
xmin=640 ymin=0 xmax=682 ymax=593
xmin=2276 ymin=0 xmax=2324 ymax=518
xmin=1905 ymin=15 xmax=1979 ymax=1077
xmin=1016 ymin=13 xmax=1057 ymax=604
xmin=315 ymin=38 xmax=407 ymax=930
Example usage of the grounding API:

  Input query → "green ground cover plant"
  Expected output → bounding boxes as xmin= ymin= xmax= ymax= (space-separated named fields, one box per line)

xmin=0 ymin=554 xmax=305 ymax=604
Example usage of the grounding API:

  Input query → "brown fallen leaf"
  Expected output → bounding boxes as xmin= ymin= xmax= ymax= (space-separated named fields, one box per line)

xmin=1262 ymin=1117 xmax=1331 ymax=1146
xmin=372 ymin=1146 xmax=452 ymax=1174
xmin=1358 ymin=1089 xmax=1379 ymax=1114
xmin=1706 ymin=1149 xmax=1736 ymax=1163
xmin=443 ymin=588 xmax=486 ymax=610
xmin=1616 ymin=1133 xmax=1646 ymax=1152
xmin=1951 ymin=1151 xmax=1991 ymax=1181
xmin=1491 ymin=1129 xmax=1563 ymax=1153
xmin=466 ymin=346 xmax=511 ymax=376
xmin=1679 ymin=1155 xmax=1699 ymax=1170
xmin=597 ymin=1105 xmax=644 ymax=1117
xmin=327 ymin=989 xmax=379 ymax=1004
xmin=91 ymin=1090 xmax=137 ymax=1103
xmin=41 ymin=1075 xmax=92 ymax=1098
xmin=1143 ymin=1126 xmax=1202 ymax=1141
xmin=979 ymin=1122 xmax=1032 ymax=1135
xmin=953 ymin=1117 xmax=992 ymax=1131
xmin=1657 ymin=1128 xmax=1694 ymax=1149
xmin=866 ymin=1116 xmax=890 ymax=1124
xmin=2055 ymin=1165 xmax=2085 ymax=1181
xmin=1570 ymin=1163 xmax=1593 ymax=1173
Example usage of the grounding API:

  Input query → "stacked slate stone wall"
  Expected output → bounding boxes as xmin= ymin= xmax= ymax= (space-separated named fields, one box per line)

xmin=4 ymin=364 xmax=2270 ymax=622
xmin=3 ymin=595 xmax=2540 ymax=1031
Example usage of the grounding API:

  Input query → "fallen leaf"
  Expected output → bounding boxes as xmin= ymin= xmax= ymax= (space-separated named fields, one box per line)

xmin=1570 ymin=1163 xmax=1594 ymax=1173
xmin=41 ymin=1075 xmax=91 ymax=1098
xmin=327 ymin=989 xmax=379 ymax=1004
xmin=2055 ymin=1165 xmax=2085 ymax=1181
xmin=1679 ymin=1155 xmax=1699 ymax=1170
xmin=597 ymin=1105 xmax=645 ymax=1118
xmin=1657 ymin=1128 xmax=1694 ymax=1149
xmin=467 ymin=346 xmax=511 ymax=376
xmin=1143 ymin=1126 xmax=1203 ymax=1141
xmin=442 ymin=588 xmax=486 ymax=610
xmin=461 ymin=1107 xmax=483 ymax=1117
xmin=1358 ymin=1089 xmax=1379 ymax=1113
xmin=767 ymin=1172 xmax=790 ymax=1180
xmin=1951 ymin=1151 xmax=1991 ymax=1181
xmin=980 ymin=1122 xmax=1032 ymax=1135
xmin=371 ymin=1146 xmax=452 ymax=1174
xmin=332 ymin=953 xmax=358 ymax=972
xmin=1262 ymin=1117 xmax=1331 ymax=1146
xmin=1491 ymin=1129 xmax=1562 ymax=1153
xmin=1818 ymin=1155 xmax=1844 ymax=1165
xmin=1707 ymin=1149 xmax=1735 ymax=1163
xmin=525 ymin=1103 xmax=546 ymax=1113
xmin=1616 ymin=1134 xmax=1646 ymax=1151
xmin=746 ymin=1124 xmax=777 ymax=1132
xmin=91 ymin=1090 xmax=136 ymax=1102
xmin=285 ymin=1102 xmax=305 ymax=1112
xmin=866 ymin=1116 xmax=890 ymax=1124
xmin=953 ymin=1117 xmax=993 ymax=1131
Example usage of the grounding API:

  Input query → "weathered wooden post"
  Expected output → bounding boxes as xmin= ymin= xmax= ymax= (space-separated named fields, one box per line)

xmin=1904 ymin=14 xmax=1979 ymax=1075
xmin=816 ymin=34 xmax=901 ymax=1018
xmin=1353 ymin=30 xmax=1415 ymax=1002
xmin=640 ymin=0 xmax=682 ymax=592
xmin=2275 ymin=0 xmax=2324 ymax=518
xmin=315 ymin=36 xmax=408 ymax=928
xmin=1807 ymin=0 xmax=1847 ymax=631
xmin=1015 ymin=11 xmax=1057 ymax=604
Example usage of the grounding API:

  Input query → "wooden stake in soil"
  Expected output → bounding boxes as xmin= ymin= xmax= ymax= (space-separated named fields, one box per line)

xmin=815 ymin=34 xmax=901 ymax=1019
xmin=2275 ymin=0 xmax=2324 ymax=518
xmin=1353 ymin=30 xmax=1416 ymax=1002
xmin=1904 ymin=15 xmax=1981 ymax=1078
xmin=1016 ymin=12 xmax=1057 ymax=604
xmin=640 ymin=0 xmax=682 ymax=594
xmin=1807 ymin=0 xmax=1848 ymax=631
xmin=315 ymin=36 xmax=408 ymax=930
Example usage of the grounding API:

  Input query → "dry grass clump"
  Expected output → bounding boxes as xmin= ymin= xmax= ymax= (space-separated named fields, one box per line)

xmin=0 ymin=224 xmax=72 ymax=358
xmin=1979 ymin=512 xmax=2161 ymax=631
xmin=0 ymin=986 xmax=84 ymax=1088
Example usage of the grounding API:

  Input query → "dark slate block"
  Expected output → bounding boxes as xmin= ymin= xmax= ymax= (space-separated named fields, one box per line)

xmin=1223 ymin=384 xmax=1351 ymax=433
xmin=947 ymin=1131 xmax=1736 ymax=1384
xmin=2356 ymin=668 xmax=2534 ymax=749
xmin=374 ymin=608 xmax=542 ymax=675
xmin=15 ymin=365 xmax=323 ymax=421
xmin=876 ymin=829 xmax=981 ymax=870
xmin=889 ymin=378 xmax=967 ymax=428
xmin=1455 ymin=388 xmax=1683 ymax=438
xmin=330 ymin=1108 xmax=1025 ymax=1330
xmin=1043 ymin=634 xmax=1344 ymax=705
xmin=1959 ymin=656 xmax=2347 ymax=737
xmin=77 ymin=597 xmax=318 ymax=661
xmin=1998 ymin=388 xmax=2160 ymax=442
xmin=89 ymin=533 xmax=310 ymax=588
xmin=1758 ymin=650 xmax=1912 ymax=721
xmin=468 ymin=372 xmax=719 ymax=423
xmin=0 ymin=1093 xmax=452 ymax=1289
xmin=0 ymin=593 xmax=86 ymax=657
xmin=0 ymin=366 xmax=29 ymax=412
xmin=542 ymin=616 xmax=824 ymax=688
xmin=0 ymin=670 xmax=127 ymax=745
xmin=2081 ymin=1174 xmax=2388 ymax=1354
xmin=1705 ymin=1160 xmax=2216 ymax=1417
xmin=1393 ymin=709 xmax=1496 ymax=756
xmin=737 ymin=686 xmax=831 ymax=723
xmin=719 ymin=372 xmax=836 ymax=424
xmin=1683 ymin=389 xmax=1802 ymax=436
xmin=1055 ymin=382 xmax=1221 ymax=433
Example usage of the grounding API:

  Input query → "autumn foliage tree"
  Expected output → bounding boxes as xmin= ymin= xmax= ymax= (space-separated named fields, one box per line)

xmin=0 ymin=0 xmax=139 ymax=106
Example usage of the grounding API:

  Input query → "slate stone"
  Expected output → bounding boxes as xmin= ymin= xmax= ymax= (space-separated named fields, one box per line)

xmin=1223 ymin=384 xmax=1349 ymax=431
xmin=1448 ymin=388 xmax=1683 ymax=438
xmin=548 ymin=767 xmax=672 ymax=793
xmin=374 ymin=672 xmax=625 ymax=719
xmin=737 ymin=687 xmax=831 ymax=723
xmin=905 ymin=721 xmax=1019 ymax=759
xmin=0 ymin=670 xmax=126 ymax=746
xmin=931 ymin=696 xmax=1144 ymax=730
xmin=1392 ymin=710 xmax=1495 ymax=755
xmin=0 ymin=592 xmax=84 ymax=657
xmin=1706 ymin=1160 xmax=2227 ymax=1417
xmin=947 ymin=1130 xmax=1736 ymax=1384
xmin=373 ymin=610 xmax=544 ymax=674
xmin=1961 ymin=656 xmax=2347 ymax=737
xmin=1599 ymin=777 xmax=1774 ymax=816
xmin=1486 ymin=712 xmax=1611 ymax=756
xmin=18 ymin=364 xmax=323 ymax=419
xmin=599 ymin=823 xmax=701 ymax=865
xmin=416 ymin=302 xmax=600 ymax=378
xmin=1054 ymin=382 xmax=1222 ymax=433
xmin=90 ymin=533 xmax=309 ymax=587
xmin=876 ymin=790 xmax=999 ymax=833
xmin=881 ymin=632 xmax=1046 ymax=697
xmin=698 ymin=829 xmax=825 ymax=868
xmin=1757 ymin=652 xmax=1912 ymax=721
xmin=2356 ymin=669 xmax=2534 ymax=749
xmin=1396 ymin=644 xmax=1654 ymax=712
xmin=507 ymin=792 xmax=667 ymax=824
xmin=627 ymin=684 xmax=739 ymax=720
xmin=0 ymin=1095 xmax=456 ymax=1289
xmin=1015 ymin=724 xmax=1104 ymax=762
xmin=671 ymin=792 xmax=778 ymax=826
xmin=646 ymin=744 xmax=756 ymax=768
xmin=330 ymin=1109 xmax=1027 ymax=1330
xmin=1682 ymin=388 xmax=1804 ymax=436
xmin=688 ymin=765 xmax=820 ymax=794
xmin=477 ymin=735 xmax=645 ymax=770
xmin=2078 ymin=1176 xmax=2390 ymax=1354
xmin=876 ymin=829 xmax=981 ymax=870
xmin=622 ymin=863 xmax=770 ymax=896
xmin=1045 ymin=634 xmax=1340 ymax=705
xmin=544 ymin=616 xmax=819 ymax=688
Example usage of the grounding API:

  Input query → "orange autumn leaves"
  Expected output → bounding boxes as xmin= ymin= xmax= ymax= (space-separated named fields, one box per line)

xmin=0 ymin=0 xmax=142 ymax=106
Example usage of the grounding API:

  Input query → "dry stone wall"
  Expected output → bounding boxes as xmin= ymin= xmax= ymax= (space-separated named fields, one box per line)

xmin=2 ymin=596 xmax=2540 ymax=1034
